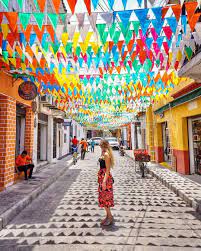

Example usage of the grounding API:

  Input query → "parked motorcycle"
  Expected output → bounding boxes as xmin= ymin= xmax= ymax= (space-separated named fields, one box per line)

xmin=119 ymin=146 xmax=125 ymax=156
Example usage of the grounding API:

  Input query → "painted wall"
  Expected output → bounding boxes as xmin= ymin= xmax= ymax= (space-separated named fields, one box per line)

xmin=146 ymin=94 xmax=201 ymax=175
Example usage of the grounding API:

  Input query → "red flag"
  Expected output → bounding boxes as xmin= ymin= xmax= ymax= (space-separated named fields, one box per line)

xmin=189 ymin=13 xmax=200 ymax=32
xmin=84 ymin=0 xmax=91 ymax=15
xmin=66 ymin=0 xmax=77 ymax=14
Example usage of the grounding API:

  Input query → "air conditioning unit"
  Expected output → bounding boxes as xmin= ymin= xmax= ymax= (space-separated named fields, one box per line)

xmin=40 ymin=95 xmax=52 ymax=105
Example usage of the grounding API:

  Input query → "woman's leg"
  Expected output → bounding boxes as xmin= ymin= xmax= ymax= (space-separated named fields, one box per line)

xmin=104 ymin=207 xmax=113 ymax=219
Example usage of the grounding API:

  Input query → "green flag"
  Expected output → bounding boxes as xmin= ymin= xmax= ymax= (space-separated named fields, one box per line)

xmin=19 ymin=13 xmax=31 ymax=30
xmin=113 ymin=30 xmax=121 ymax=44
xmin=132 ymin=21 xmax=140 ymax=36
xmin=48 ymin=13 xmax=58 ymax=31
xmin=109 ymin=23 xmax=116 ymax=39
xmin=17 ymin=0 xmax=24 ymax=9
xmin=125 ymin=30 xmax=132 ymax=45
xmin=0 ymin=0 xmax=9 ymax=10
xmin=33 ymin=13 xmax=44 ymax=30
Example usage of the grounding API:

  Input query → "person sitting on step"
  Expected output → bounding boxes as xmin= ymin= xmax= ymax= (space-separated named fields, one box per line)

xmin=16 ymin=150 xmax=34 ymax=180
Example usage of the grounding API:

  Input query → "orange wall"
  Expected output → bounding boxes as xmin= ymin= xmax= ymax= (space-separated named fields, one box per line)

xmin=0 ymin=71 xmax=32 ymax=107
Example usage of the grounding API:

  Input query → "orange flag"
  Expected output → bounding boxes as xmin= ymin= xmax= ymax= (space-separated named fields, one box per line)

xmin=185 ymin=2 xmax=197 ymax=21
xmin=162 ymin=6 xmax=169 ymax=19
xmin=46 ymin=25 xmax=55 ymax=42
xmin=5 ymin=12 xmax=18 ymax=32
xmin=33 ymin=25 xmax=45 ymax=42
xmin=171 ymin=5 xmax=181 ymax=22
xmin=52 ymin=0 xmax=60 ymax=14
xmin=37 ymin=0 xmax=46 ymax=12
xmin=189 ymin=13 xmax=200 ymax=32
xmin=117 ymin=40 xmax=124 ymax=52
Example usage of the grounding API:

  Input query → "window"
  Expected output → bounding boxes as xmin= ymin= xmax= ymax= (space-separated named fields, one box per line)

xmin=64 ymin=134 xmax=67 ymax=143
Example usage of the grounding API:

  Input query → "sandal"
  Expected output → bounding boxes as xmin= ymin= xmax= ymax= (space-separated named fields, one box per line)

xmin=102 ymin=217 xmax=113 ymax=226
xmin=100 ymin=217 xmax=108 ymax=225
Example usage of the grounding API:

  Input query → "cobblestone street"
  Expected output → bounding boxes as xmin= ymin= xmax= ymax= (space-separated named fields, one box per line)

xmin=0 ymin=150 xmax=201 ymax=250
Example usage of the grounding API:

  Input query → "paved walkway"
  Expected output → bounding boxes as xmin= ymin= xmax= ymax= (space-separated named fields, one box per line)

xmin=126 ymin=150 xmax=201 ymax=213
xmin=0 ymin=155 xmax=73 ymax=230
xmin=0 ymin=150 xmax=201 ymax=250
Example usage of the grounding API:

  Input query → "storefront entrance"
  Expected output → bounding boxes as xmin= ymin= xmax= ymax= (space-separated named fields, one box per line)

xmin=15 ymin=105 xmax=25 ymax=156
xmin=188 ymin=117 xmax=201 ymax=174
xmin=162 ymin=122 xmax=171 ymax=164
xmin=37 ymin=114 xmax=48 ymax=162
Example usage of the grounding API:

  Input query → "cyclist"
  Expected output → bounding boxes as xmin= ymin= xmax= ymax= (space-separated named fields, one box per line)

xmin=72 ymin=136 xmax=79 ymax=149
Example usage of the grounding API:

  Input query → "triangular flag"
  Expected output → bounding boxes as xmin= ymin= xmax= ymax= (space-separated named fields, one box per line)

xmin=84 ymin=0 xmax=91 ymax=15
xmin=109 ymin=23 xmax=116 ymax=38
xmin=17 ymin=0 xmax=24 ymax=10
xmin=80 ymin=24 xmax=90 ymax=41
xmin=118 ymin=10 xmax=132 ymax=28
xmin=171 ymin=5 xmax=181 ymax=22
xmin=76 ymin=13 xmax=85 ymax=29
xmin=33 ymin=13 xmax=44 ymax=30
xmin=92 ymin=0 xmax=99 ymax=10
xmin=5 ymin=12 xmax=18 ymax=32
xmin=141 ymin=19 xmax=151 ymax=35
xmin=96 ymin=23 xmax=106 ymax=38
xmin=137 ymin=0 xmax=143 ymax=7
xmin=122 ymin=0 xmax=127 ymax=9
xmin=189 ymin=13 xmax=200 ymax=32
xmin=152 ymin=19 xmax=164 ymax=36
xmin=88 ymin=13 xmax=98 ymax=31
xmin=37 ymin=0 xmax=46 ymax=12
xmin=132 ymin=21 xmax=140 ymax=36
xmin=52 ymin=0 xmax=60 ymax=14
xmin=67 ymin=0 xmax=77 ymax=14
xmin=56 ymin=25 xmax=64 ymax=41
xmin=67 ymin=24 xmax=76 ymax=40
xmin=185 ymin=2 xmax=198 ymax=21
xmin=46 ymin=25 xmax=55 ymax=42
xmin=162 ymin=6 xmax=169 ymax=19
xmin=19 ymin=13 xmax=31 ymax=30
xmin=152 ymin=7 xmax=162 ymax=21
xmin=108 ymin=0 xmax=115 ymax=10
xmin=184 ymin=46 xmax=193 ymax=60
xmin=163 ymin=26 xmax=172 ymax=40
xmin=100 ymin=13 xmax=113 ymax=26
xmin=48 ymin=13 xmax=58 ymax=30
xmin=61 ymin=32 xmax=68 ymax=46
xmin=166 ymin=17 xmax=177 ymax=34
xmin=33 ymin=25 xmax=45 ymax=42
xmin=0 ymin=0 xmax=9 ymax=10
xmin=134 ymin=9 xmax=149 ymax=23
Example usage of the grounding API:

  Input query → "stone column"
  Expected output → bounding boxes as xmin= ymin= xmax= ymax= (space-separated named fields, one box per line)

xmin=0 ymin=95 xmax=16 ymax=188
xmin=47 ymin=115 xmax=53 ymax=163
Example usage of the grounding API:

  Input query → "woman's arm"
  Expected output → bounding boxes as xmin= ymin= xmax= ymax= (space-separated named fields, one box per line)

xmin=102 ymin=153 xmax=111 ymax=189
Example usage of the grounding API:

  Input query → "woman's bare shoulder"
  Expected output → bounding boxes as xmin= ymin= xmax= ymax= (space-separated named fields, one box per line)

xmin=104 ymin=152 xmax=110 ymax=158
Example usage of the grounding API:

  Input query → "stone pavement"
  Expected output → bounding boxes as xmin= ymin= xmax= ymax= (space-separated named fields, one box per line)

xmin=0 ymin=155 xmax=74 ymax=230
xmin=126 ymin=150 xmax=201 ymax=213
xmin=0 ymin=150 xmax=201 ymax=250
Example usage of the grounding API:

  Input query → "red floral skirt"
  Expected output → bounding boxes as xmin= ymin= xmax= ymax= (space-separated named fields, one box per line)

xmin=98 ymin=168 xmax=114 ymax=208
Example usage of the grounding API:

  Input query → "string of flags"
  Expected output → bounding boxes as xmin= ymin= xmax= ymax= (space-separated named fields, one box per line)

xmin=0 ymin=0 xmax=200 ymax=128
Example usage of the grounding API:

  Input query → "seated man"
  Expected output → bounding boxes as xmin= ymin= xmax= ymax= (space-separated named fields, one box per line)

xmin=16 ymin=150 xmax=34 ymax=180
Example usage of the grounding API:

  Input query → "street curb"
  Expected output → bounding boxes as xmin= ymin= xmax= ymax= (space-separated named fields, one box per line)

xmin=125 ymin=153 xmax=201 ymax=214
xmin=0 ymin=157 xmax=77 ymax=230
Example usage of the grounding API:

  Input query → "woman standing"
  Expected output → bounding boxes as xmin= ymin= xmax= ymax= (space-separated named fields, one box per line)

xmin=98 ymin=140 xmax=114 ymax=226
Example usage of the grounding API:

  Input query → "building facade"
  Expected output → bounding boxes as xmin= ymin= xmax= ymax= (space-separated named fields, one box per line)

xmin=0 ymin=72 xmax=34 ymax=188
xmin=146 ymin=79 xmax=201 ymax=175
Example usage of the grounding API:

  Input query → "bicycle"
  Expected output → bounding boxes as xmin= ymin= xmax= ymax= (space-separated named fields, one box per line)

xmin=134 ymin=149 xmax=150 ymax=178
xmin=72 ymin=146 xmax=78 ymax=165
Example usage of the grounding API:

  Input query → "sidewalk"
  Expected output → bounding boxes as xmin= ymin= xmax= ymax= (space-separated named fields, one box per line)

xmin=126 ymin=150 xmax=201 ymax=213
xmin=0 ymin=155 xmax=74 ymax=230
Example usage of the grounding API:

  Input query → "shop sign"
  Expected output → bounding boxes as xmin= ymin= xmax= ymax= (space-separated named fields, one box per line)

xmin=18 ymin=81 xmax=37 ymax=100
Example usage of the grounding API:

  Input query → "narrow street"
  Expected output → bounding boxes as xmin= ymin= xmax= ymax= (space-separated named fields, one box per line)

xmin=0 ymin=150 xmax=201 ymax=250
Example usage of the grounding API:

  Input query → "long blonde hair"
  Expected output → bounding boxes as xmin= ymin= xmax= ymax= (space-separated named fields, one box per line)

xmin=100 ymin=140 xmax=114 ymax=167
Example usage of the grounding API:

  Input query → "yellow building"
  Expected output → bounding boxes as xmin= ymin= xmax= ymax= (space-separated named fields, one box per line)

xmin=146 ymin=79 xmax=201 ymax=175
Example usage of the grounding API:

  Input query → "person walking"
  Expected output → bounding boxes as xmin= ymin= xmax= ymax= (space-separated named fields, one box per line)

xmin=98 ymin=140 xmax=114 ymax=226
xmin=91 ymin=139 xmax=95 ymax=152
xmin=80 ymin=138 xmax=88 ymax=160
